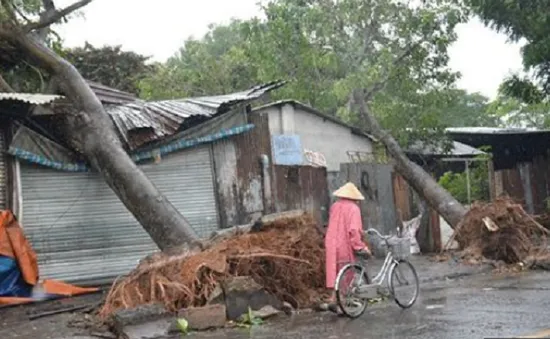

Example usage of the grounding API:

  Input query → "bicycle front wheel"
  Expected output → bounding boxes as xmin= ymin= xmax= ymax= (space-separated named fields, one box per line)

xmin=388 ymin=259 xmax=419 ymax=309
xmin=335 ymin=264 xmax=370 ymax=318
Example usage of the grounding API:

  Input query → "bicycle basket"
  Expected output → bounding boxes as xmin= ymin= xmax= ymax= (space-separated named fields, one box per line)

xmin=387 ymin=237 xmax=411 ymax=260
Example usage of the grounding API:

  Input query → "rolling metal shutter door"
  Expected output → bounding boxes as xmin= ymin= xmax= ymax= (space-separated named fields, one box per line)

xmin=0 ymin=130 xmax=5 ymax=210
xmin=20 ymin=145 xmax=219 ymax=282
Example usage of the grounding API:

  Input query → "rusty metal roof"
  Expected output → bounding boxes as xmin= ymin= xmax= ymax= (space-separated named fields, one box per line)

xmin=0 ymin=92 xmax=64 ymax=105
xmin=407 ymin=140 xmax=485 ymax=157
xmin=106 ymin=80 xmax=286 ymax=150
xmin=87 ymin=81 xmax=138 ymax=104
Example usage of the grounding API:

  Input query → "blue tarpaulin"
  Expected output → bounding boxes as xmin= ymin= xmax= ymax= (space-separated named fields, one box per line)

xmin=0 ymin=256 xmax=32 ymax=298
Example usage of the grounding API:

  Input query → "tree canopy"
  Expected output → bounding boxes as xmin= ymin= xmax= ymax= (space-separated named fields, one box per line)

xmin=469 ymin=0 xmax=550 ymax=104
xmin=64 ymin=43 xmax=153 ymax=94
xmin=140 ymin=0 xmax=482 ymax=146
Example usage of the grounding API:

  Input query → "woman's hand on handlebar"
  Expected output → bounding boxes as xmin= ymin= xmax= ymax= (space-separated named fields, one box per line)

xmin=355 ymin=246 xmax=371 ymax=258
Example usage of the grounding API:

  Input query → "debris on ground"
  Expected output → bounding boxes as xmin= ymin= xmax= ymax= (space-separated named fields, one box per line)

xmin=444 ymin=197 xmax=550 ymax=268
xmin=98 ymin=212 xmax=326 ymax=319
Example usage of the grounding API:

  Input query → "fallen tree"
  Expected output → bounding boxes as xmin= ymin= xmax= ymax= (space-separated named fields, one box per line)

xmin=99 ymin=212 xmax=326 ymax=318
xmin=0 ymin=0 xmax=199 ymax=250
xmin=353 ymin=89 xmax=467 ymax=229
xmin=348 ymin=39 xmax=469 ymax=229
xmin=448 ymin=197 xmax=549 ymax=265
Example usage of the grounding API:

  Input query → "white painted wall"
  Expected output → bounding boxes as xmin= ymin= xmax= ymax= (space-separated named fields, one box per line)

xmin=256 ymin=103 xmax=373 ymax=172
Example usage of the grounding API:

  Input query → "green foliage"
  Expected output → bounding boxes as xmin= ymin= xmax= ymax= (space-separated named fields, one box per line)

xmin=486 ymin=95 xmax=550 ymax=128
xmin=468 ymin=0 xmax=550 ymax=103
xmin=65 ymin=43 xmax=153 ymax=94
xmin=140 ymin=0 xmax=482 ymax=145
xmin=438 ymin=157 xmax=490 ymax=204
xmin=0 ymin=0 xmax=85 ymax=92
xmin=236 ymin=307 xmax=263 ymax=329
xmin=0 ymin=0 xmax=42 ymax=21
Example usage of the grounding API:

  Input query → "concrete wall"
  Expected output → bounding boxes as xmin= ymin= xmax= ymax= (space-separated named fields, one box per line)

xmin=257 ymin=104 xmax=373 ymax=172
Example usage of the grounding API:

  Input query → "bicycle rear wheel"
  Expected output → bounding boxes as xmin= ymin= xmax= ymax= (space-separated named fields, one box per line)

xmin=388 ymin=259 xmax=419 ymax=309
xmin=335 ymin=264 xmax=370 ymax=318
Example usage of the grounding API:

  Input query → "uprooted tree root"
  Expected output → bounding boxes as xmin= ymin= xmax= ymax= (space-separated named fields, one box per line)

xmin=449 ymin=197 xmax=550 ymax=265
xmin=98 ymin=213 xmax=326 ymax=318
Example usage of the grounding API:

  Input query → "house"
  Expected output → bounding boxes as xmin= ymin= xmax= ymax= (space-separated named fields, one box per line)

xmin=447 ymin=127 xmax=550 ymax=214
xmin=0 ymin=83 xmax=333 ymax=284
xmin=252 ymin=100 xmax=376 ymax=172
xmin=251 ymin=100 xmax=377 ymax=210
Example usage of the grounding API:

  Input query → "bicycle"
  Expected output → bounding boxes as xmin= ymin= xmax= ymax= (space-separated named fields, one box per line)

xmin=333 ymin=228 xmax=420 ymax=318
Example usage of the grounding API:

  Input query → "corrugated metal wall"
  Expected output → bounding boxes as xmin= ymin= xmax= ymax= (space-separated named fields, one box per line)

xmin=495 ymin=156 xmax=550 ymax=214
xmin=212 ymin=113 xmax=274 ymax=227
xmin=392 ymin=173 xmax=412 ymax=222
xmin=0 ymin=128 xmax=6 ymax=210
xmin=20 ymin=145 xmax=218 ymax=283
xmin=273 ymin=165 xmax=329 ymax=225
xmin=339 ymin=162 xmax=399 ymax=235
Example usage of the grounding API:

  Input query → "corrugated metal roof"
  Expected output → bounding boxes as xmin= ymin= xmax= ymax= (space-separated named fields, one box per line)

xmin=87 ymin=81 xmax=138 ymax=105
xmin=446 ymin=127 xmax=542 ymax=134
xmin=407 ymin=140 xmax=485 ymax=157
xmin=106 ymin=80 xmax=286 ymax=150
xmin=0 ymin=81 xmax=134 ymax=107
xmin=0 ymin=93 xmax=64 ymax=105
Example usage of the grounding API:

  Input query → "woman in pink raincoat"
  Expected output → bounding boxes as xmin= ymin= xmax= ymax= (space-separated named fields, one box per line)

xmin=324 ymin=182 xmax=371 ymax=310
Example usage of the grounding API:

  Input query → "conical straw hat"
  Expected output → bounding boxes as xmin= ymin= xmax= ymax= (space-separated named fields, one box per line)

xmin=333 ymin=182 xmax=365 ymax=201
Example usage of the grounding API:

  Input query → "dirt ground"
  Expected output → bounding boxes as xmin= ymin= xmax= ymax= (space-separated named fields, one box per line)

xmin=0 ymin=291 xmax=108 ymax=339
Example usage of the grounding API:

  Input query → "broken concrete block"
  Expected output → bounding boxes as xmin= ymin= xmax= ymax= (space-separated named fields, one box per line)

xmin=177 ymin=304 xmax=227 ymax=331
xmin=111 ymin=304 xmax=168 ymax=328
xmin=206 ymin=283 xmax=224 ymax=305
xmin=222 ymin=276 xmax=283 ymax=321
xmin=249 ymin=305 xmax=283 ymax=320
xmin=111 ymin=304 xmax=173 ymax=339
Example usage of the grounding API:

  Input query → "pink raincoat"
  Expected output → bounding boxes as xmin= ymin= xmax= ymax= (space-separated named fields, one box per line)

xmin=324 ymin=199 xmax=366 ymax=289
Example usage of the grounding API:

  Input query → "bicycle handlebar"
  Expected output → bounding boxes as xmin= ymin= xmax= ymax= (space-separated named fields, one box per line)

xmin=366 ymin=228 xmax=391 ymax=240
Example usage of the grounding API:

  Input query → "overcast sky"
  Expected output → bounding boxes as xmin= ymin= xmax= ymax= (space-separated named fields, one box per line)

xmin=54 ymin=0 xmax=524 ymax=100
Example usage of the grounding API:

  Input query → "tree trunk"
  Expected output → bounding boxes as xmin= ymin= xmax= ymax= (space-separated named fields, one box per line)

xmin=0 ymin=29 xmax=200 ymax=251
xmin=352 ymin=89 xmax=467 ymax=229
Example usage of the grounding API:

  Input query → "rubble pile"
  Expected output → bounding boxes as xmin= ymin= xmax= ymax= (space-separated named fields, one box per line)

xmin=98 ymin=213 xmax=325 ymax=318
xmin=452 ymin=197 xmax=549 ymax=264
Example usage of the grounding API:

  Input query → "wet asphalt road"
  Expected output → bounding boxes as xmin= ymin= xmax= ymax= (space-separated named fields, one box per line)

xmin=185 ymin=270 xmax=550 ymax=339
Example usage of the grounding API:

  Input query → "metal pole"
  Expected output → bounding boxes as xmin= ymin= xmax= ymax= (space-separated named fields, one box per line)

xmin=465 ymin=160 xmax=471 ymax=204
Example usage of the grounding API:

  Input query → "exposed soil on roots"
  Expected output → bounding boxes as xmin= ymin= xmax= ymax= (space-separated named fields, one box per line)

xmin=99 ymin=213 xmax=326 ymax=318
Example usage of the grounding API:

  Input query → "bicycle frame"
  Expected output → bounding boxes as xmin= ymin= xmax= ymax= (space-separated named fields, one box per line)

xmin=335 ymin=229 xmax=401 ymax=299
xmin=334 ymin=229 xmax=419 ymax=317
xmin=350 ymin=250 xmax=397 ymax=299
xmin=370 ymin=250 xmax=399 ymax=286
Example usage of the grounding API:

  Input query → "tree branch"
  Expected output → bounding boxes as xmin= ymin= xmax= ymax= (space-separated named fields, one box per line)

xmin=37 ymin=0 xmax=56 ymax=40
xmin=24 ymin=0 xmax=93 ymax=32
xmin=363 ymin=41 xmax=422 ymax=101
xmin=0 ymin=74 xmax=15 ymax=93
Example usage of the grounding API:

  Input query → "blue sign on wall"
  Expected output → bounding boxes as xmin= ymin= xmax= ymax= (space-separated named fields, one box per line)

xmin=272 ymin=134 xmax=304 ymax=165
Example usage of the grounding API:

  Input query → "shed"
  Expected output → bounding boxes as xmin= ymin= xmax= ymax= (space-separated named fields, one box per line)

xmin=447 ymin=127 xmax=550 ymax=214
xmin=0 ymin=82 xmax=288 ymax=284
